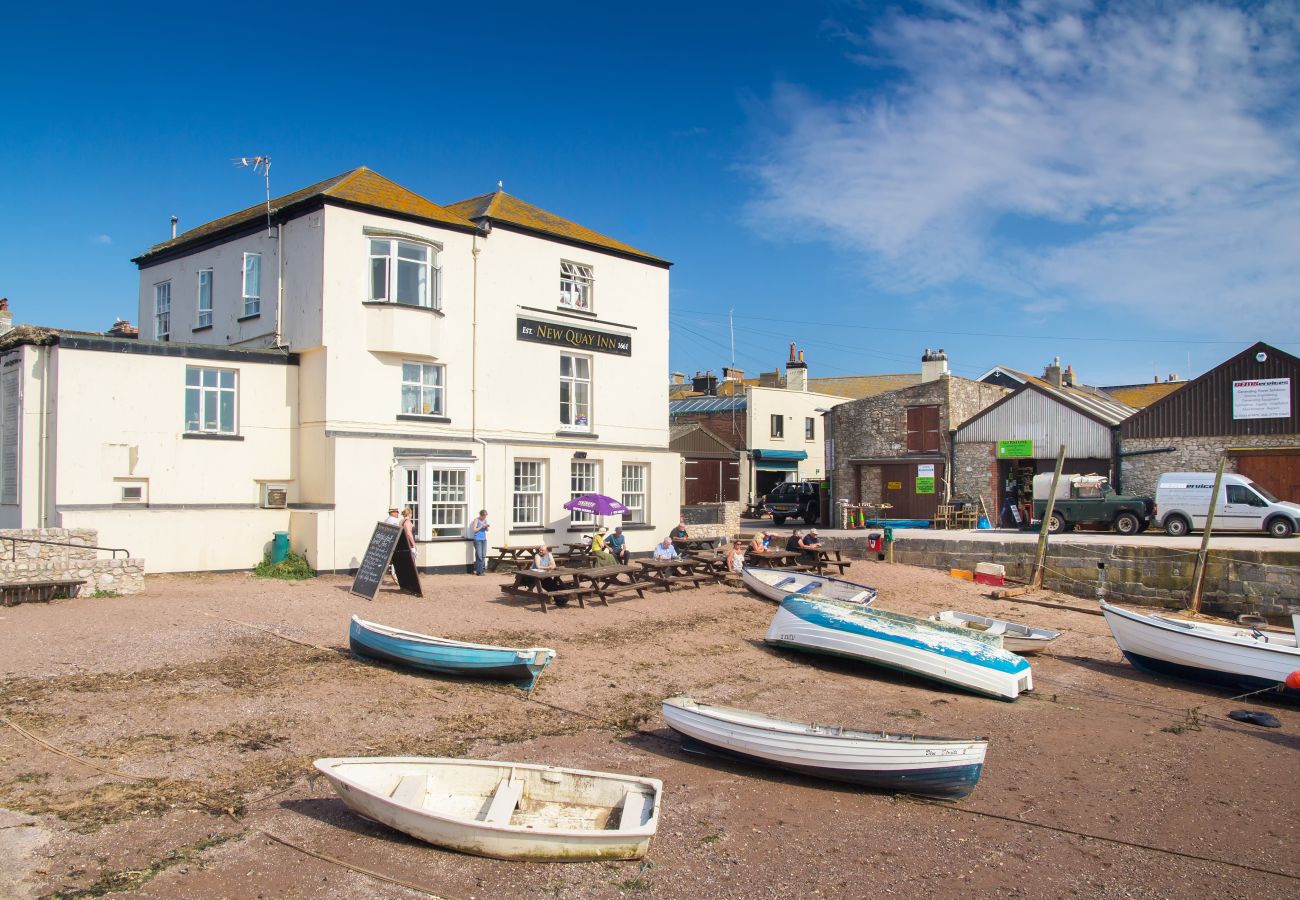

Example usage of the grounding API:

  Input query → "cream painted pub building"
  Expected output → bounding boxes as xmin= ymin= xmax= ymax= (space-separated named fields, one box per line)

xmin=1 ymin=168 xmax=677 ymax=573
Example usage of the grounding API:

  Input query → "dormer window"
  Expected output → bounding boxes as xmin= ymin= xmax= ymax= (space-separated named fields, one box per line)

xmin=559 ymin=261 xmax=593 ymax=312
xmin=369 ymin=239 xmax=440 ymax=309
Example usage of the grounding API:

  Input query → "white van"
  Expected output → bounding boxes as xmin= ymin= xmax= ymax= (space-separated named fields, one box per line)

xmin=1155 ymin=472 xmax=1300 ymax=538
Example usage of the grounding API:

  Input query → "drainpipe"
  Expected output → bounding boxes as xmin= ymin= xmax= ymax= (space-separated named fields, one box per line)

xmin=38 ymin=345 xmax=50 ymax=527
xmin=947 ymin=429 xmax=957 ymax=504
xmin=274 ymin=219 xmax=285 ymax=348
xmin=471 ymin=232 xmax=489 ymax=507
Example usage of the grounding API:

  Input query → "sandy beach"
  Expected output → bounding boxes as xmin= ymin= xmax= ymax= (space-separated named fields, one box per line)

xmin=0 ymin=561 xmax=1295 ymax=899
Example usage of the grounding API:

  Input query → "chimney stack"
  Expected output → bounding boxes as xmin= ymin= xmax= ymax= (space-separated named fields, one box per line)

xmin=1063 ymin=364 xmax=1075 ymax=387
xmin=920 ymin=347 xmax=949 ymax=383
xmin=170 ymin=216 xmax=178 ymax=239
xmin=721 ymin=366 xmax=745 ymax=382
xmin=691 ymin=371 xmax=718 ymax=396
xmin=0 ymin=299 xmax=11 ymax=337
xmin=1044 ymin=356 xmax=1063 ymax=388
xmin=106 ymin=319 xmax=139 ymax=339
xmin=785 ymin=343 xmax=809 ymax=392
xmin=671 ymin=372 xmax=686 ymax=385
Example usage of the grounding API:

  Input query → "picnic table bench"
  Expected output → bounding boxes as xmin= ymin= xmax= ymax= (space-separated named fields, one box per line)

xmin=671 ymin=536 xmax=722 ymax=554
xmin=746 ymin=549 xmax=814 ymax=572
xmin=691 ymin=551 xmax=741 ymax=583
xmin=559 ymin=543 xmax=598 ymax=568
xmin=488 ymin=545 xmax=543 ymax=572
xmin=572 ymin=564 xmax=655 ymax=601
xmin=0 ymin=578 xmax=87 ymax=607
xmin=637 ymin=557 xmax=712 ymax=592
xmin=806 ymin=548 xmax=850 ymax=575
xmin=500 ymin=568 xmax=594 ymax=613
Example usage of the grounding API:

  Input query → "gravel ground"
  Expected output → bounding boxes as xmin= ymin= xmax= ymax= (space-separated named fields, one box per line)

xmin=0 ymin=563 xmax=1296 ymax=899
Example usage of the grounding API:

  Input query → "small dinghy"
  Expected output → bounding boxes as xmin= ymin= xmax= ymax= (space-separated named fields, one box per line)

xmin=742 ymin=566 xmax=877 ymax=605
xmin=929 ymin=611 xmax=1062 ymax=655
xmin=314 ymin=757 xmax=662 ymax=862
xmin=662 ymin=697 xmax=988 ymax=799
xmin=1100 ymin=602 xmax=1299 ymax=699
xmin=766 ymin=597 xmax=1033 ymax=700
xmin=349 ymin=616 xmax=555 ymax=691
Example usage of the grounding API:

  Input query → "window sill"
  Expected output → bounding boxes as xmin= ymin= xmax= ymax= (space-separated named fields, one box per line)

xmin=397 ymin=414 xmax=451 ymax=424
xmin=557 ymin=306 xmax=597 ymax=318
xmin=192 ymin=324 xmax=213 ymax=333
xmin=362 ymin=301 xmax=445 ymax=318
xmin=182 ymin=432 xmax=244 ymax=441
xmin=508 ymin=526 xmax=556 ymax=535
xmin=557 ymin=430 xmax=599 ymax=439
xmin=619 ymin=523 xmax=655 ymax=531
xmin=237 ymin=313 xmax=261 ymax=323
xmin=419 ymin=536 xmax=470 ymax=543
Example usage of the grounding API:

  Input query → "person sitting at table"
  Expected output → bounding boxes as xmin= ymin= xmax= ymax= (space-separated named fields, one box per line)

xmin=653 ymin=537 xmax=680 ymax=560
xmin=606 ymin=526 xmax=629 ymax=565
xmin=785 ymin=528 xmax=803 ymax=552
xmin=590 ymin=526 xmax=617 ymax=566
xmin=671 ymin=521 xmax=689 ymax=540
xmin=532 ymin=545 xmax=563 ymax=594
xmin=748 ymin=532 xmax=767 ymax=555
xmin=763 ymin=530 xmax=777 ymax=549
xmin=726 ymin=540 xmax=747 ymax=574
xmin=800 ymin=528 xmax=824 ymax=563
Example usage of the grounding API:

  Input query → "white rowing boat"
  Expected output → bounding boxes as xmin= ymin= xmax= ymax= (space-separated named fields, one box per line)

xmin=741 ymin=566 xmax=877 ymax=605
xmin=314 ymin=757 xmax=662 ymax=861
xmin=1099 ymin=601 xmax=1299 ymax=698
xmin=929 ymin=611 xmax=1061 ymax=655
xmin=662 ymin=696 xmax=988 ymax=799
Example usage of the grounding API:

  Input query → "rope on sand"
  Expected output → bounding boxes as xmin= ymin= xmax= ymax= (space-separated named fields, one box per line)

xmin=254 ymin=827 xmax=449 ymax=898
xmin=202 ymin=611 xmax=337 ymax=653
xmin=908 ymin=797 xmax=1300 ymax=882
xmin=0 ymin=716 xmax=150 ymax=782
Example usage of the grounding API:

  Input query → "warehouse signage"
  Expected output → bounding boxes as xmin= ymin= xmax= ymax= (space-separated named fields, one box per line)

xmin=997 ymin=439 xmax=1034 ymax=458
xmin=516 ymin=317 xmax=631 ymax=356
xmin=915 ymin=463 xmax=935 ymax=495
xmin=1232 ymin=378 xmax=1290 ymax=420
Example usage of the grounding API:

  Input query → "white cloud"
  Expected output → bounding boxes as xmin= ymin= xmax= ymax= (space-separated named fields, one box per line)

xmin=746 ymin=2 xmax=1300 ymax=326
xmin=92 ymin=233 xmax=112 ymax=245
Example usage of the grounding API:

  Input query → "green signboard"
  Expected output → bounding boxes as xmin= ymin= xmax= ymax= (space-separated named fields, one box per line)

xmin=915 ymin=477 xmax=935 ymax=494
xmin=997 ymin=439 xmax=1034 ymax=459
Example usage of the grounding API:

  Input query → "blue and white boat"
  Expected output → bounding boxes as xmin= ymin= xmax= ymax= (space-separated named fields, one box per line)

xmin=662 ymin=696 xmax=988 ymax=799
xmin=349 ymin=616 xmax=556 ymax=691
xmin=765 ymin=598 xmax=1033 ymax=700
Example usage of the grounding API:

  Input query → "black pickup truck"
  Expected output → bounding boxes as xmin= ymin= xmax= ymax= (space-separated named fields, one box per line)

xmin=764 ymin=481 xmax=821 ymax=525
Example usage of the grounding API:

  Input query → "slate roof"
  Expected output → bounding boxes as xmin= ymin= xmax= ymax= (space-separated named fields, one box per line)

xmin=669 ymin=395 xmax=748 ymax=414
xmin=1099 ymin=381 xmax=1187 ymax=409
xmin=134 ymin=168 xmax=477 ymax=263
xmin=444 ymin=190 xmax=670 ymax=267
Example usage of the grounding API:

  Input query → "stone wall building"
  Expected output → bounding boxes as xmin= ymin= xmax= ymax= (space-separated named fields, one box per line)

xmin=829 ymin=351 xmax=1007 ymax=521
xmin=1119 ymin=342 xmax=1300 ymax=501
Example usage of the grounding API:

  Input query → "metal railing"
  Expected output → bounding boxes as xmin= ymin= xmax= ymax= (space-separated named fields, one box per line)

xmin=1 ymin=535 xmax=130 ymax=561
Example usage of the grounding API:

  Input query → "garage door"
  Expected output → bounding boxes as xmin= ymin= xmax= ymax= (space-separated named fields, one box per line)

xmin=1236 ymin=454 xmax=1300 ymax=504
xmin=684 ymin=458 xmax=739 ymax=504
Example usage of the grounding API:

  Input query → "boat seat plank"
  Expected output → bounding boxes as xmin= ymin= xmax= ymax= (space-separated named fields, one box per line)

xmin=618 ymin=790 xmax=652 ymax=831
xmin=390 ymin=774 xmax=428 ymax=808
xmin=482 ymin=778 xmax=524 ymax=824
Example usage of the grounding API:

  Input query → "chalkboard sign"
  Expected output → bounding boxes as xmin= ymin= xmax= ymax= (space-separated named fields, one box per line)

xmin=351 ymin=523 xmax=423 ymax=600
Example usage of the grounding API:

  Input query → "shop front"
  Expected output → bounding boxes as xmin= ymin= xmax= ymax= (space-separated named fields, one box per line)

xmin=751 ymin=449 xmax=808 ymax=499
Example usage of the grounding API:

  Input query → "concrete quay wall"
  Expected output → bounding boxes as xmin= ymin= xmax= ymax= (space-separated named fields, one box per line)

xmin=821 ymin=535 xmax=1300 ymax=622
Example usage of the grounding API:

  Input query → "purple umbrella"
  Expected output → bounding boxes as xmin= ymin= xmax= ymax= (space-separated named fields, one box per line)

xmin=563 ymin=493 xmax=629 ymax=516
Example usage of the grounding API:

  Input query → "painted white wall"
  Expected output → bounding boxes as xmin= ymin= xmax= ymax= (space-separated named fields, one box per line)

xmin=746 ymin=386 xmax=849 ymax=481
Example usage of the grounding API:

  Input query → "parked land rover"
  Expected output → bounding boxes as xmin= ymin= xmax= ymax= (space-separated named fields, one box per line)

xmin=1031 ymin=473 xmax=1154 ymax=535
xmin=1155 ymin=472 xmax=1300 ymax=538
xmin=764 ymin=480 xmax=821 ymax=525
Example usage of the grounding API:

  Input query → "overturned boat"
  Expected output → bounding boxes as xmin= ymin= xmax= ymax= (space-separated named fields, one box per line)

xmin=929 ymin=611 xmax=1062 ymax=655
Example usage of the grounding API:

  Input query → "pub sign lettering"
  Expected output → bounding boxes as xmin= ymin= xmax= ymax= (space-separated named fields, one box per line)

xmin=517 ymin=317 xmax=632 ymax=357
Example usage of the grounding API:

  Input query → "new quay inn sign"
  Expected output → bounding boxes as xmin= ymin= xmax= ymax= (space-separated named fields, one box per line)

xmin=516 ymin=317 xmax=632 ymax=357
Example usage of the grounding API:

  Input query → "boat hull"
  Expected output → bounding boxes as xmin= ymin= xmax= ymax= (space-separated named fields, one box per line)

xmin=349 ymin=617 xmax=555 ymax=690
xmin=315 ymin=757 xmax=661 ymax=862
xmin=929 ymin=611 xmax=1061 ymax=656
xmin=662 ymin=698 xmax=985 ymax=799
xmin=1100 ymin=602 xmax=1299 ymax=700
xmin=766 ymin=599 xmax=1033 ymax=701
xmin=742 ymin=567 xmax=877 ymax=605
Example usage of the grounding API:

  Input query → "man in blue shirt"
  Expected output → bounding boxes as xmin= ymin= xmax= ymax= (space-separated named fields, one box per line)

xmin=652 ymin=537 xmax=679 ymax=560
xmin=470 ymin=509 xmax=489 ymax=575
xmin=606 ymin=526 xmax=629 ymax=565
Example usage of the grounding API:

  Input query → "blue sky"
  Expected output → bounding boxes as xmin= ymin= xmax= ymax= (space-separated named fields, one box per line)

xmin=3 ymin=0 xmax=1297 ymax=386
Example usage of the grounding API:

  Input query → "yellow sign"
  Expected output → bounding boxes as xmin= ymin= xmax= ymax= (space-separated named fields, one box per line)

xmin=886 ymin=481 xmax=903 ymax=490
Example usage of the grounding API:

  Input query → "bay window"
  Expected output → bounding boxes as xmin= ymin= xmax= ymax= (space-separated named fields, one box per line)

xmin=370 ymin=238 xmax=440 ymax=309
xmin=395 ymin=463 xmax=472 ymax=539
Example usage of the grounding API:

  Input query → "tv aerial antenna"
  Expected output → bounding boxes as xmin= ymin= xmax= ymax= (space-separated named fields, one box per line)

xmin=233 ymin=156 xmax=274 ymax=236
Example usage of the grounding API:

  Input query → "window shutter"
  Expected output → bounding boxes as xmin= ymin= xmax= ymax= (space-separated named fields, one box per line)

xmin=905 ymin=407 xmax=922 ymax=453
xmin=923 ymin=405 xmax=941 ymax=452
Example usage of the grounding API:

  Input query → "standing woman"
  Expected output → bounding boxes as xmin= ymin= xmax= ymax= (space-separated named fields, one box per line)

xmin=400 ymin=507 xmax=418 ymax=567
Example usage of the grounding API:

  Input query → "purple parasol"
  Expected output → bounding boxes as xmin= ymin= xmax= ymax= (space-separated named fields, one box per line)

xmin=562 ymin=493 xmax=629 ymax=516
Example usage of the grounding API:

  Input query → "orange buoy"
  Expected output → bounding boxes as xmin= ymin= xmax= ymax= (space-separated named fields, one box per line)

xmin=1285 ymin=670 xmax=1300 ymax=690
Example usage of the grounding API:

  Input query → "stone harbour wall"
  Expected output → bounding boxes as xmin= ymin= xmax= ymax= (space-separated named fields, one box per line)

xmin=1120 ymin=434 xmax=1300 ymax=496
xmin=0 ymin=528 xmax=146 ymax=595
xmin=859 ymin=536 xmax=1300 ymax=622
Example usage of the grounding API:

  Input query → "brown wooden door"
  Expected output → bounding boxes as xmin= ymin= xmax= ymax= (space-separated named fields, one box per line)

xmin=685 ymin=458 xmax=740 ymax=504
xmin=722 ymin=459 xmax=740 ymax=502
xmin=881 ymin=464 xmax=912 ymax=517
xmin=1236 ymin=455 xmax=1300 ymax=503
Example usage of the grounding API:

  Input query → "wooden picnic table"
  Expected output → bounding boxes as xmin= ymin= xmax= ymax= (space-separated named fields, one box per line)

xmin=571 ymin=564 xmax=655 ymax=602
xmin=691 ymin=551 xmax=741 ymax=583
xmin=488 ymin=545 xmax=543 ymax=572
xmin=805 ymin=547 xmax=850 ymax=575
xmin=636 ymin=557 xmax=713 ymax=592
xmin=746 ymin=549 xmax=815 ymax=571
xmin=672 ymin=536 xmax=722 ymax=554
xmin=559 ymin=543 xmax=597 ymax=568
xmin=500 ymin=568 xmax=593 ymax=613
